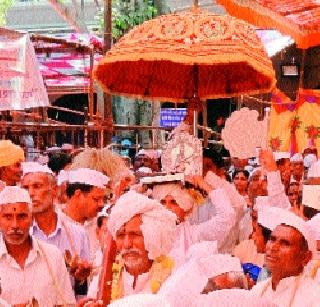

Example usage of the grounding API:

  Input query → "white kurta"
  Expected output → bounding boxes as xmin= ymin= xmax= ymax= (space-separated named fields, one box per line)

xmin=122 ymin=269 xmax=153 ymax=296
xmin=169 ymin=188 xmax=236 ymax=268
xmin=200 ymin=172 xmax=246 ymax=253
xmin=251 ymin=275 xmax=320 ymax=307
xmin=84 ymin=217 xmax=101 ymax=262
xmin=87 ymin=249 xmax=103 ymax=298
xmin=0 ymin=237 xmax=76 ymax=306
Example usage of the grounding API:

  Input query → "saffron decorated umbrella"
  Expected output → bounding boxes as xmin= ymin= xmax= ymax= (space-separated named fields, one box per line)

xmin=94 ymin=8 xmax=276 ymax=103
xmin=217 ymin=0 xmax=320 ymax=50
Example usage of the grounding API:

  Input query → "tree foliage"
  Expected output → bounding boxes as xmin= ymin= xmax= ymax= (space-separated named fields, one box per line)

xmin=0 ymin=0 xmax=14 ymax=26
xmin=95 ymin=0 xmax=158 ymax=40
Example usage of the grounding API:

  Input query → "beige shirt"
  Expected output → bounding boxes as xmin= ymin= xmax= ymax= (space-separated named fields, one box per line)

xmin=0 ymin=237 xmax=76 ymax=306
xmin=251 ymin=274 xmax=320 ymax=307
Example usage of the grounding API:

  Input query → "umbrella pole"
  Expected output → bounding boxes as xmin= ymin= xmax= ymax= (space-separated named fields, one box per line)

xmin=193 ymin=110 xmax=198 ymax=138
xmin=202 ymin=100 xmax=208 ymax=147
xmin=89 ymin=47 xmax=94 ymax=123
xmin=298 ymin=49 xmax=306 ymax=89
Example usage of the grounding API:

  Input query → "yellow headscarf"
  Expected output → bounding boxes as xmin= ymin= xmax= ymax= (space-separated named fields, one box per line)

xmin=0 ymin=140 xmax=24 ymax=167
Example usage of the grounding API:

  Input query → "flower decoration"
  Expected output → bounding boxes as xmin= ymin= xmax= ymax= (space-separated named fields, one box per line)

xmin=290 ymin=116 xmax=301 ymax=133
xmin=149 ymin=255 xmax=175 ymax=294
xmin=111 ymin=255 xmax=174 ymax=301
xmin=305 ymin=125 xmax=320 ymax=147
xmin=269 ymin=137 xmax=282 ymax=151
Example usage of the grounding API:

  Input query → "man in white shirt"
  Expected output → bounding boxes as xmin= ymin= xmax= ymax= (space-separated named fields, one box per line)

xmin=63 ymin=168 xmax=109 ymax=261
xmin=251 ymin=207 xmax=320 ymax=307
xmin=21 ymin=162 xmax=91 ymax=296
xmin=152 ymin=176 xmax=236 ymax=265
xmin=0 ymin=186 xmax=75 ymax=306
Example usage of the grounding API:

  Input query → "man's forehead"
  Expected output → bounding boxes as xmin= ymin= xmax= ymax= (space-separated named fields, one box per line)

xmin=272 ymin=224 xmax=303 ymax=241
xmin=118 ymin=215 xmax=142 ymax=232
xmin=23 ymin=172 xmax=51 ymax=183
xmin=0 ymin=202 xmax=30 ymax=212
xmin=90 ymin=186 xmax=106 ymax=196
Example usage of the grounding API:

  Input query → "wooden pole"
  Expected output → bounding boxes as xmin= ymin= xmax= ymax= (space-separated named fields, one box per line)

xmin=89 ymin=47 xmax=95 ymax=122
xmin=193 ymin=0 xmax=199 ymax=8
xmin=202 ymin=100 xmax=208 ymax=148
xmin=103 ymin=0 xmax=114 ymax=145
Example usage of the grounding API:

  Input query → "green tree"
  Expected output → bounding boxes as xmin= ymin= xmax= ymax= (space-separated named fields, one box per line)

xmin=95 ymin=0 xmax=158 ymax=40
xmin=0 ymin=0 xmax=14 ymax=26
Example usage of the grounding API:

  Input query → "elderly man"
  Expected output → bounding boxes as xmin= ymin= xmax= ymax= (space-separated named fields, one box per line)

xmin=107 ymin=191 xmax=177 ymax=298
xmin=0 ymin=186 xmax=75 ymax=306
xmin=21 ymin=162 xmax=91 ymax=296
xmin=0 ymin=140 xmax=24 ymax=186
xmin=152 ymin=176 xmax=236 ymax=265
xmin=251 ymin=207 xmax=320 ymax=306
xmin=80 ymin=190 xmax=177 ymax=307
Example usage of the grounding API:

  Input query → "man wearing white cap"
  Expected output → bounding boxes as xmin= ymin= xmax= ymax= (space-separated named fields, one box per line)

xmin=290 ymin=153 xmax=304 ymax=184
xmin=0 ymin=186 xmax=75 ymax=306
xmin=63 ymin=168 xmax=109 ymax=261
xmin=0 ymin=140 xmax=24 ymax=186
xmin=273 ymin=151 xmax=291 ymax=193
xmin=104 ymin=191 xmax=176 ymax=301
xmin=251 ymin=207 xmax=320 ymax=306
xmin=21 ymin=162 xmax=91 ymax=297
xmin=152 ymin=176 xmax=235 ymax=266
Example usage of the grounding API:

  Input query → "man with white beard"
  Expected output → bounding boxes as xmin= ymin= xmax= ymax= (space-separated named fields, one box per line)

xmin=0 ymin=186 xmax=75 ymax=306
xmin=82 ymin=190 xmax=177 ymax=305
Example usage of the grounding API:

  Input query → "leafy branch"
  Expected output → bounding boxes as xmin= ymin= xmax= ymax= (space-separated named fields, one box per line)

xmin=0 ymin=0 xmax=15 ymax=26
xmin=94 ymin=0 xmax=158 ymax=40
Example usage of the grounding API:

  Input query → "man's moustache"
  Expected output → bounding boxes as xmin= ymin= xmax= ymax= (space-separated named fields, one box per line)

xmin=120 ymin=248 xmax=143 ymax=257
xmin=7 ymin=229 xmax=24 ymax=235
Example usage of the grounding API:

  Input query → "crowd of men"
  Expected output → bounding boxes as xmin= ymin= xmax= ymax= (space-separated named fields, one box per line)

xmin=0 ymin=132 xmax=319 ymax=307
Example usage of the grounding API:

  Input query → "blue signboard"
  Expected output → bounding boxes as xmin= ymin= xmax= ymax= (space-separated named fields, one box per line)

xmin=160 ymin=108 xmax=187 ymax=127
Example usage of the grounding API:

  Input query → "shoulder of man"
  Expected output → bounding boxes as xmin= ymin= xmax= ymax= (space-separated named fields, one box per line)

xmin=250 ymin=277 xmax=271 ymax=296
xmin=34 ymin=237 xmax=65 ymax=261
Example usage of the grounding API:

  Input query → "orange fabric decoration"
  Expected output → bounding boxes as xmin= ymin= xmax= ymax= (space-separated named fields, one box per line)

xmin=269 ymin=88 xmax=320 ymax=154
xmin=217 ymin=0 xmax=320 ymax=49
xmin=94 ymin=9 xmax=276 ymax=103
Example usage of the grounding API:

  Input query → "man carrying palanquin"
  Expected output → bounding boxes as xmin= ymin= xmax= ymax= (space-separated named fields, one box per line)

xmin=152 ymin=176 xmax=236 ymax=267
